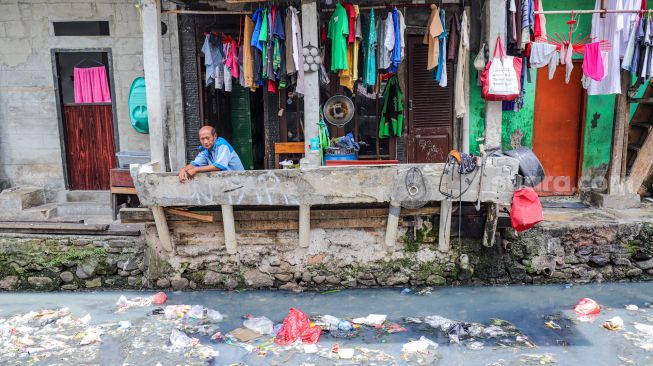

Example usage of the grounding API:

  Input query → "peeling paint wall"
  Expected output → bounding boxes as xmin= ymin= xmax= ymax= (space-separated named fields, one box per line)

xmin=468 ymin=0 xmax=627 ymax=191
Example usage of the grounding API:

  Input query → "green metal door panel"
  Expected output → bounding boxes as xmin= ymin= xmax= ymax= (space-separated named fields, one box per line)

xmin=230 ymin=84 xmax=254 ymax=169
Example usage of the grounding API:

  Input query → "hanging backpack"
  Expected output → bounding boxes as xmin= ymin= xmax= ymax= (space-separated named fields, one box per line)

xmin=510 ymin=187 xmax=543 ymax=232
xmin=480 ymin=36 xmax=522 ymax=101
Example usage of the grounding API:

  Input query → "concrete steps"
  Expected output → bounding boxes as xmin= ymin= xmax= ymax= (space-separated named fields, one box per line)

xmin=0 ymin=187 xmax=115 ymax=223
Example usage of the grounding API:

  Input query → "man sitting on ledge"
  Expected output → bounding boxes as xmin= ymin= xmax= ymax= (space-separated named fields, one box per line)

xmin=178 ymin=126 xmax=244 ymax=183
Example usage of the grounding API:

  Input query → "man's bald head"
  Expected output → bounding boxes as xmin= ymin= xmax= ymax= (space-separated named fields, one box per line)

xmin=198 ymin=126 xmax=217 ymax=149
xmin=199 ymin=125 xmax=216 ymax=136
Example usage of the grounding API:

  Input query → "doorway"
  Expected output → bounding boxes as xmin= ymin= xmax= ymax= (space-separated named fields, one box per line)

xmin=407 ymin=36 xmax=454 ymax=163
xmin=532 ymin=60 xmax=585 ymax=196
xmin=53 ymin=50 xmax=118 ymax=190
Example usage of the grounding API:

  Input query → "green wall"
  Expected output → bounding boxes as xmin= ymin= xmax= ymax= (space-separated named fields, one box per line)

xmin=468 ymin=0 xmax=617 ymax=188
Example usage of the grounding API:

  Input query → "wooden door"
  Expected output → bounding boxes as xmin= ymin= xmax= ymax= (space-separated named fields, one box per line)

xmin=63 ymin=104 xmax=116 ymax=190
xmin=532 ymin=61 xmax=585 ymax=195
xmin=407 ymin=36 xmax=454 ymax=163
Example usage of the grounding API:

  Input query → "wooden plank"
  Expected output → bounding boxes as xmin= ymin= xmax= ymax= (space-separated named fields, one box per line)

xmin=274 ymin=142 xmax=305 ymax=154
xmin=165 ymin=208 xmax=214 ymax=222
xmin=110 ymin=169 xmax=135 ymax=188
xmin=608 ymin=70 xmax=629 ymax=194
xmin=122 ymin=206 xmax=442 ymax=224
xmin=237 ymin=220 xmax=299 ymax=231
xmin=111 ymin=187 xmax=138 ymax=195
xmin=0 ymin=222 xmax=108 ymax=231
xmin=629 ymin=97 xmax=653 ymax=104
xmin=627 ymin=131 xmax=653 ymax=193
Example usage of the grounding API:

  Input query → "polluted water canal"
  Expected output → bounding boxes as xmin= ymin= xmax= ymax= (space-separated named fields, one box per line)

xmin=1 ymin=282 xmax=653 ymax=365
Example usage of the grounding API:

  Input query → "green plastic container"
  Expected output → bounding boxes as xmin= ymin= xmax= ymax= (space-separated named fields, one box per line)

xmin=128 ymin=77 xmax=149 ymax=134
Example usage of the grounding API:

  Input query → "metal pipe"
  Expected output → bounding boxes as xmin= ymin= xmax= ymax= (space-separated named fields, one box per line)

xmin=534 ymin=9 xmax=651 ymax=14
xmin=163 ymin=9 xmax=252 ymax=15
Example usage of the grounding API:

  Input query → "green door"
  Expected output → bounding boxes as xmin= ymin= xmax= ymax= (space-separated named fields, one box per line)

xmin=229 ymin=84 xmax=254 ymax=169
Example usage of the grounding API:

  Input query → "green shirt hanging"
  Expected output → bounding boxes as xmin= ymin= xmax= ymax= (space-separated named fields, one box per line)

xmin=379 ymin=76 xmax=404 ymax=138
xmin=327 ymin=3 xmax=349 ymax=71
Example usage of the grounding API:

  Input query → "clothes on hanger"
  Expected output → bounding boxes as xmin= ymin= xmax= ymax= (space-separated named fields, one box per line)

xmin=588 ymin=0 xmax=625 ymax=95
xmin=424 ymin=4 xmax=444 ymax=71
xmin=379 ymin=75 xmax=404 ymax=138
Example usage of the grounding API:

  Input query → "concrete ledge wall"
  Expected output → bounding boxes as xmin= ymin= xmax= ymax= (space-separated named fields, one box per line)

xmin=135 ymin=157 xmax=519 ymax=207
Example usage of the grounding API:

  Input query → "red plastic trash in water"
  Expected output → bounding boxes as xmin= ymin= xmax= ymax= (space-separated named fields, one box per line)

xmin=151 ymin=292 xmax=168 ymax=305
xmin=573 ymin=298 xmax=601 ymax=317
xmin=275 ymin=308 xmax=322 ymax=345
xmin=510 ymin=187 xmax=544 ymax=232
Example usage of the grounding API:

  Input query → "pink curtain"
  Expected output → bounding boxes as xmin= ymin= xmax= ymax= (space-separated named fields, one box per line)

xmin=73 ymin=66 xmax=111 ymax=103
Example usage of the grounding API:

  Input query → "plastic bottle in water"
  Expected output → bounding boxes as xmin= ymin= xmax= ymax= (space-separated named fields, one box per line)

xmin=322 ymin=315 xmax=354 ymax=331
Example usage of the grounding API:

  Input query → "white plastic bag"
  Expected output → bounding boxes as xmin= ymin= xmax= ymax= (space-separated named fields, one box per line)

xmin=243 ymin=316 xmax=274 ymax=335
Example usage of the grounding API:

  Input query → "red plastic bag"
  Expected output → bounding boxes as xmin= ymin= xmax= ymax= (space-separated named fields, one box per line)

xmin=573 ymin=298 xmax=601 ymax=321
xmin=480 ymin=36 xmax=523 ymax=101
xmin=275 ymin=308 xmax=322 ymax=345
xmin=151 ymin=292 xmax=168 ymax=305
xmin=510 ymin=187 xmax=543 ymax=232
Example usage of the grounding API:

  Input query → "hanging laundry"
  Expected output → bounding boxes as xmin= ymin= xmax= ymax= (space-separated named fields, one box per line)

xmin=379 ymin=75 xmax=404 ymax=138
xmin=214 ymin=36 xmax=225 ymax=90
xmin=226 ymin=40 xmax=239 ymax=79
xmin=328 ymin=3 xmax=349 ymax=71
xmin=642 ymin=16 xmax=653 ymax=79
xmin=251 ymin=7 xmax=265 ymax=86
xmin=285 ymin=9 xmax=296 ymax=78
xmin=339 ymin=5 xmax=360 ymax=91
xmin=343 ymin=2 xmax=356 ymax=44
xmin=434 ymin=8 xmax=448 ymax=84
xmin=244 ymin=16 xmax=256 ymax=91
xmin=388 ymin=8 xmax=402 ymax=72
xmin=583 ymin=42 xmax=605 ymax=81
xmin=454 ymin=11 xmax=469 ymax=119
xmin=383 ymin=11 xmax=396 ymax=71
xmin=622 ymin=14 xmax=639 ymax=72
xmin=588 ymin=0 xmax=625 ymax=95
xmin=223 ymin=41 xmax=233 ymax=92
xmin=397 ymin=9 xmax=406 ymax=61
xmin=201 ymin=34 xmax=219 ymax=86
xmin=520 ymin=0 xmax=534 ymax=50
xmin=73 ymin=66 xmax=111 ymax=103
xmin=289 ymin=6 xmax=304 ymax=95
xmin=424 ymin=4 xmax=444 ymax=71
xmin=271 ymin=7 xmax=285 ymax=86
xmin=621 ymin=0 xmax=643 ymax=56
xmin=362 ymin=9 xmax=377 ymax=88
xmin=534 ymin=0 xmax=547 ymax=38
xmin=630 ymin=14 xmax=645 ymax=77
xmin=529 ymin=42 xmax=558 ymax=80
xmin=447 ymin=12 xmax=460 ymax=62
xmin=376 ymin=12 xmax=391 ymax=70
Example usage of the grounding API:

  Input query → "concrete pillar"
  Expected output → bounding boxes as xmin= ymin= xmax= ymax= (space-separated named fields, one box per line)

xmin=300 ymin=0 xmax=321 ymax=167
xmin=438 ymin=199 xmax=452 ymax=252
xmin=299 ymin=204 xmax=310 ymax=248
xmin=384 ymin=201 xmax=401 ymax=247
xmin=221 ymin=204 xmax=238 ymax=254
xmin=142 ymin=0 xmax=168 ymax=171
xmin=483 ymin=0 xmax=507 ymax=150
